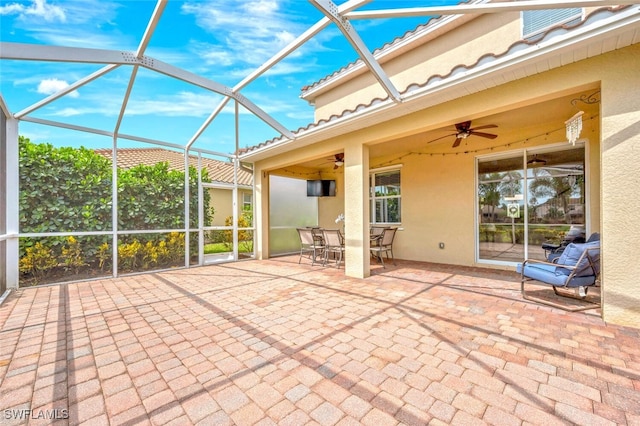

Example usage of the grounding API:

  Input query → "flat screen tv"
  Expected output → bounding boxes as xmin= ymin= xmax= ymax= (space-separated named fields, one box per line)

xmin=307 ymin=179 xmax=336 ymax=197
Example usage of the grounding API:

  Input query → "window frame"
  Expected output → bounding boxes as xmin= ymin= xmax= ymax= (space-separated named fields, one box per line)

xmin=369 ymin=166 xmax=402 ymax=225
xmin=242 ymin=192 xmax=253 ymax=212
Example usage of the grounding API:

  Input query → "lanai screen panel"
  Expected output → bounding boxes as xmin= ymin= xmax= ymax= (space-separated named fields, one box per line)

xmin=269 ymin=175 xmax=318 ymax=256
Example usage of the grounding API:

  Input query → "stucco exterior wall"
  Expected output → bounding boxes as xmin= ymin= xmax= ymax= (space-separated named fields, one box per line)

xmin=253 ymin=43 xmax=638 ymax=326
xmin=599 ymin=45 xmax=640 ymax=327
xmin=209 ymin=188 xmax=252 ymax=227
xmin=313 ymin=12 xmax=519 ymax=121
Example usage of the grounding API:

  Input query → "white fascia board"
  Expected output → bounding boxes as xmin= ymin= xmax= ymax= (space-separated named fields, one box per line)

xmin=242 ymin=6 xmax=640 ymax=162
xmin=403 ymin=4 xmax=640 ymax=103
xmin=302 ymin=0 xmax=634 ymax=100
xmin=239 ymin=98 xmax=399 ymax=162
xmin=300 ymin=11 xmax=472 ymax=101
xmin=345 ymin=0 xmax=638 ymax=19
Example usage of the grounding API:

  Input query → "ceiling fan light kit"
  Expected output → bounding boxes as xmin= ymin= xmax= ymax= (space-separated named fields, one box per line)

xmin=328 ymin=153 xmax=344 ymax=169
xmin=428 ymin=120 xmax=498 ymax=148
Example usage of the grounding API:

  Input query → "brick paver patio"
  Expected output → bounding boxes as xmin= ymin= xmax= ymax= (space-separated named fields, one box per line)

xmin=1 ymin=257 xmax=639 ymax=425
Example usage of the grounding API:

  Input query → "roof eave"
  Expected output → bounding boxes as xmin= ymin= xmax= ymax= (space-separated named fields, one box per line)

xmin=242 ymin=6 xmax=640 ymax=163
xmin=300 ymin=11 xmax=477 ymax=101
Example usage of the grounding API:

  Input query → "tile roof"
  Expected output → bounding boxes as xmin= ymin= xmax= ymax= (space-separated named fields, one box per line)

xmin=300 ymin=2 xmax=467 ymax=95
xmin=239 ymin=5 xmax=631 ymax=157
xmin=94 ymin=148 xmax=253 ymax=186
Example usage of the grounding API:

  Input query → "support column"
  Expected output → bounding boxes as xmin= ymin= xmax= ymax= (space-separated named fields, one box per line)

xmin=254 ymin=166 xmax=269 ymax=260
xmin=600 ymin=59 xmax=640 ymax=327
xmin=4 ymin=117 xmax=19 ymax=289
xmin=344 ymin=143 xmax=370 ymax=278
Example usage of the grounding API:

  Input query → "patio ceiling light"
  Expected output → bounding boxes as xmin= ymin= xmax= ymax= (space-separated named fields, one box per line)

xmin=527 ymin=154 xmax=547 ymax=166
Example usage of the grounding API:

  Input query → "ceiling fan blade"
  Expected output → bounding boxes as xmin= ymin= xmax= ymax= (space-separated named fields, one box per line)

xmin=427 ymin=133 xmax=456 ymax=144
xmin=335 ymin=153 xmax=344 ymax=161
xmin=452 ymin=137 xmax=463 ymax=148
xmin=455 ymin=121 xmax=472 ymax=132
xmin=470 ymin=124 xmax=498 ymax=131
xmin=470 ymin=131 xmax=497 ymax=139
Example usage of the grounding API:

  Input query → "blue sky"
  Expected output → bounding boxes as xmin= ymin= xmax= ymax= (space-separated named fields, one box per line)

xmin=1 ymin=0 xmax=455 ymax=155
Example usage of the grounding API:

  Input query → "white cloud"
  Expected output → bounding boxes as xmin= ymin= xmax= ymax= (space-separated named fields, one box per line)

xmin=181 ymin=0 xmax=309 ymax=68
xmin=0 ymin=0 xmax=66 ymax=22
xmin=37 ymin=78 xmax=79 ymax=98
xmin=52 ymin=107 xmax=82 ymax=117
xmin=4 ymin=1 xmax=131 ymax=49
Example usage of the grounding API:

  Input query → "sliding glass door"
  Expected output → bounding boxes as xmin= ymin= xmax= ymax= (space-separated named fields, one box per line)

xmin=477 ymin=146 xmax=585 ymax=264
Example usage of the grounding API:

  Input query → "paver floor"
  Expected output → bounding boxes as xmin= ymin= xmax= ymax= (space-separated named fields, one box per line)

xmin=1 ymin=257 xmax=639 ymax=425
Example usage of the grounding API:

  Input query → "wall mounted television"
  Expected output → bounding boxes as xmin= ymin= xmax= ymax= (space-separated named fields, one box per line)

xmin=306 ymin=180 xmax=336 ymax=197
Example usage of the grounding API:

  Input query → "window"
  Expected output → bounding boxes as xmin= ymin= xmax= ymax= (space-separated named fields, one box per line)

xmin=370 ymin=168 xmax=401 ymax=224
xmin=477 ymin=146 xmax=585 ymax=265
xmin=242 ymin=192 xmax=253 ymax=212
xmin=522 ymin=8 xmax=582 ymax=40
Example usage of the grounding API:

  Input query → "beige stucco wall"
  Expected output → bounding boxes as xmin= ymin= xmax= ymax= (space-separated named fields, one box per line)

xmin=599 ymin=45 xmax=640 ymax=327
xmin=209 ymin=188 xmax=252 ymax=227
xmin=253 ymin=43 xmax=638 ymax=327
xmin=313 ymin=12 xmax=520 ymax=121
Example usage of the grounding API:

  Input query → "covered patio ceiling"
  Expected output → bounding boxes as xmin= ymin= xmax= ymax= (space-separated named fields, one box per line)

xmin=295 ymin=87 xmax=602 ymax=171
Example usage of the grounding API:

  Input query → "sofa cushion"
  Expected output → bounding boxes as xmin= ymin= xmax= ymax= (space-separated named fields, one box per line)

xmin=517 ymin=262 xmax=597 ymax=287
xmin=555 ymin=241 xmax=600 ymax=276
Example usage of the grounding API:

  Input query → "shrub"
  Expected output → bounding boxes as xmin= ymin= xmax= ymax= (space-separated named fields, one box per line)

xmin=223 ymin=212 xmax=254 ymax=252
xmin=19 ymin=242 xmax=58 ymax=283
xmin=18 ymin=137 xmax=214 ymax=283
xmin=61 ymin=236 xmax=87 ymax=274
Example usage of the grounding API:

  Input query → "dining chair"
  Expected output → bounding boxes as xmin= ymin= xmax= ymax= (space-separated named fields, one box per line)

xmin=370 ymin=227 xmax=397 ymax=268
xmin=322 ymin=229 xmax=345 ymax=268
xmin=297 ymin=228 xmax=324 ymax=265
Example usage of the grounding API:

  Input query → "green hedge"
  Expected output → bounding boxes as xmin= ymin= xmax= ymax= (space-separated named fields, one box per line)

xmin=18 ymin=137 xmax=212 ymax=284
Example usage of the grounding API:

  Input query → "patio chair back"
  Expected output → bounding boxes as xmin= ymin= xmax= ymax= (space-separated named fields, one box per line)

xmin=380 ymin=227 xmax=397 ymax=247
xmin=297 ymin=227 xmax=324 ymax=266
xmin=297 ymin=228 xmax=315 ymax=246
xmin=370 ymin=226 xmax=386 ymax=238
xmin=370 ymin=228 xmax=397 ymax=268
xmin=322 ymin=229 xmax=345 ymax=268
xmin=322 ymin=229 xmax=343 ymax=248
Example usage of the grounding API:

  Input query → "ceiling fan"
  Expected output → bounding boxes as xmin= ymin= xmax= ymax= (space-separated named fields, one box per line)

xmin=428 ymin=121 xmax=498 ymax=148
xmin=328 ymin=153 xmax=344 ymax=169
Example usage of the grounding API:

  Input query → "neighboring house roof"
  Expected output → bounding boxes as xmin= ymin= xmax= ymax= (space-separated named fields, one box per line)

xmin=94 ymin=148 xmax=253 ymax=186
xmin=239 ymin=5 xmax=636 ymax=159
